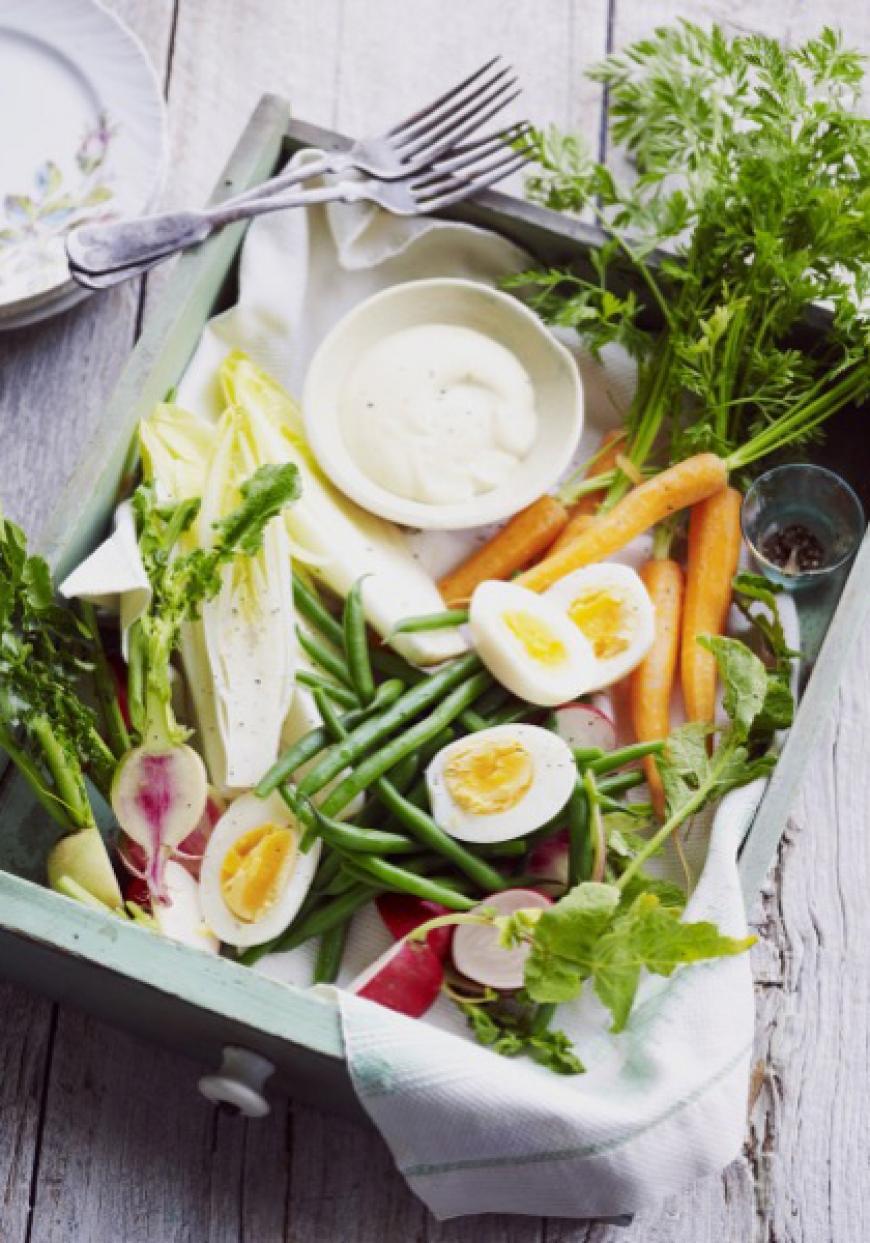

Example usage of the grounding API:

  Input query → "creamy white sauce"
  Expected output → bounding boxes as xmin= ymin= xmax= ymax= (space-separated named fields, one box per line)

xmin=339 ymin=324 xmax=537 ymax=506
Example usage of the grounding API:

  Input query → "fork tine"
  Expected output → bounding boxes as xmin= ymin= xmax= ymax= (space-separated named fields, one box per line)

xmin=392 ymin=68 xmax=517 ymax=156
xmin=386 ymin=55 xmax=504 ymax=139
xmin=414 ymin=150 xmax=532 ymax=213
xmin=408 ymin=119 xmax=530 ymax=173
xmin=398 ymin=80 xmax=522 ymax=162
xmin=421 ymin=123 xmax=532 ymax=177
xmin=414 ymin=136 xmax=533 ymax=192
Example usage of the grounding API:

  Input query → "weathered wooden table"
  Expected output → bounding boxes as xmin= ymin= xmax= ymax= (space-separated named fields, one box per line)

xmin=2 ymin=2 xmax=869 ymax=1239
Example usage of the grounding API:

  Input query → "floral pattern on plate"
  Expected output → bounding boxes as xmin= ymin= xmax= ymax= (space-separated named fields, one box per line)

xmin=0 ymin=115 xmax=119 ymax=302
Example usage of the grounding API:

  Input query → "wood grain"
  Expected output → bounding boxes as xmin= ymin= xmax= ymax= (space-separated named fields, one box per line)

xmin=2 ymin=0 xmax=870 ymax=1239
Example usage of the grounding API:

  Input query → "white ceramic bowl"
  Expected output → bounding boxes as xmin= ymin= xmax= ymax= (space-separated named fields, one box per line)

xmin=302 ymin=279 xmax=583 ymax=530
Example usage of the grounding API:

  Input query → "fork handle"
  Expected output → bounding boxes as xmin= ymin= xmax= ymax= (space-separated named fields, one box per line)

xmin=67 ymin=182 xmax=350 ymax=290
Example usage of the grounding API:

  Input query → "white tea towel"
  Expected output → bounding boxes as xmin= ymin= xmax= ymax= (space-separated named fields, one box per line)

xmin=175 ymin=154 xmax=772 ymax=1220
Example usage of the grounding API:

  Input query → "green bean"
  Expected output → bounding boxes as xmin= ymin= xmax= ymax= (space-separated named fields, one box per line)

xmin=474 ymin=683 xmax=512 ymax=717
xmin=459 ymin=708 xmax=489 ymax=733
xmin=391 ymin=609 xmax=469 ymax=634
xmin=322 ymin=865 xmax=361 ymax=897
xmin=341 ymin=856 xmax=476 ymax=910
xmin=292 ymin=571 xmax=345 ymax=648
xmin=312 ymin=806 xmax=417 ymax=855
xmin=597 ymin=770 xmax=646 ymax=796
xmin=586 ymin=740 xmax=664 ymax=775
xmin=477 ymin=838 xmax=528 ymax=858
xmin=314 ymin=923 xmax=348 ymax=983
xmin=487 ymin=701 xmax=537 ymax=728
xmin=319 ymin=671 xmax=492 ymax=816
xmin=79 ymin=602 xmax=130 ymax=759
xmin=599 ymin=795 xmax=653 ymax=816
xmin=368 ymin=770 xmax=504 ymax=892
xmin=241 ymin=883 xmax=377 ymax=964
xmin=297 ymin=652 xmax=483 ymax=798
xmin=343 ymin=578 xmax=375 ymax=704
xmin=312 ymin=848 xmax=341 ymax=893
xmin=256 ymin=679 xmax=405 ymax=796
xmin=297 ymin=671 xmax=359 ymax=709
xmin=583 ymin=768 xmax=606 ymax=882
xmin=530 ymin=1002 xmax=557 ymax=1037
xmin=572 ymin=746 xmax=605 ymax=765
xmin=370 ymin=647 xmax=426 ymax=685
xmin=296 ymin=627 xmax=354 ymax=689
xmin=383 ymin=750 xmax=418 ymax=795
xmin=566 ymin=780 xmax=589 ymax=887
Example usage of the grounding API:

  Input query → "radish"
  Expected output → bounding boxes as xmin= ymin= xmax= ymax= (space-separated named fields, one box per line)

xmin=111 ymin=743 xmax=208 ymax=898
xmin=123 ymin=873 xmax=152 ymax=912
xmin=349 ymin=939 xmax=444 ymax=1018
xmin=553 ymin=702 xmax=616 ymax=753
xmin=150 ymin=860 xmax=219 ymax=954
xmin=172 ymin=788 xmax=225 ymax=878
xmin=376 ymin=893 xmax=453 ymax=959
xmin=452 ymin=888 xmax=552 ymax=991
xmin=46 ymin=826 xmax=124 ymax=911
xmin=526 ymin=828 xmax=571 ymax=891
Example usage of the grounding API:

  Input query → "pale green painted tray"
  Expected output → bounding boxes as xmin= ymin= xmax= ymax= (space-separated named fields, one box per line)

xmin=0 ymin=97 xmax=868 ymax=1119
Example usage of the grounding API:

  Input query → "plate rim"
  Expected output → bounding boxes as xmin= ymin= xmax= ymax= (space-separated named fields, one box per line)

xmin=0 ymin=0 xmax=168 ymax=326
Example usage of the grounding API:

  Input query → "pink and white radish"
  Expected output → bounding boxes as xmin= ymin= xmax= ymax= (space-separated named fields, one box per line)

xmin=150 ymin=860 xmax=219 ymax=954
xmin=172 ymin=788 xmax=225 ymax=878
xmin=452 ymin=888 xmax=552 ymax=991
xmin=111 ymin=743 xmax=208 ymax=897
xmin=526 ymin=828 xmax=571 ymax=891
xmin=349 ymin=938 xmax=444 ymax=1018
xmin=375 ymin=893 xmax=453 ymax=959
xmin=553 ymin=702 xmax=616 ymax=753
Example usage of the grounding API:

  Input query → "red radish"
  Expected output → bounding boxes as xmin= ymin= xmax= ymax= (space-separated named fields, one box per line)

xmin=151 ymin=860 xmax=219 ymax=954
xmin=553 ymin=702 xmax=616 ymax=753
xmin=453 ymin=888 xmax=552 ymax=991
xmin=111 ymin=742 xmax=208 ymax=897
xmin=172 ymin=788 xmax=225 ymax=878
xmin=376 ymin=893 xmax=453 ymax=959
xmin=123 ymin=874 xmax=152 ymax=911
xmin=349 ymin=939 xmax=444 ymax=1018
xmin=526 ymin=828 xmax=571 ymax=891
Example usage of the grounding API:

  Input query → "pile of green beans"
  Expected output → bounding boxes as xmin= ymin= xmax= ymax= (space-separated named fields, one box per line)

xmin=248 ymin=574 xmax=663 ymax=979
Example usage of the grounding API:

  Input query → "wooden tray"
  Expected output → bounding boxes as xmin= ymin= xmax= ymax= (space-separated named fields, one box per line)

xmin=1 ymin=96 xmax=868 ymax=1122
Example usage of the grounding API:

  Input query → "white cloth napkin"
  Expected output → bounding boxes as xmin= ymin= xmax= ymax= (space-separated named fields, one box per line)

xmin=176 ymin=155 xmax=777 ymax=1221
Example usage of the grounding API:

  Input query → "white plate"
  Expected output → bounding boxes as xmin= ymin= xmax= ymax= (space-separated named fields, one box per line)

xmin=0 ymin=0 xmax=166 ymax=329
xmin=303 ymin=279 xmax=583 ymax=530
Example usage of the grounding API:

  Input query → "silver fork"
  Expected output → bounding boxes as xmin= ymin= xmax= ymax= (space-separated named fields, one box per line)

xmin=66 ymin=56 xmax=521 ymax=285
xmin=68 ymin=124 xmax=533 ymax=290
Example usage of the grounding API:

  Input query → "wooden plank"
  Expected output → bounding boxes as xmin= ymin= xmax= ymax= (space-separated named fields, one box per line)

xmin=0 ymin=991 xmax=53 ymax=1243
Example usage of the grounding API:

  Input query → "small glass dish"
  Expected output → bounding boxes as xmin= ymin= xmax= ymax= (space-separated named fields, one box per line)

xmin=741 ymin=464 xmax=865 ymax=591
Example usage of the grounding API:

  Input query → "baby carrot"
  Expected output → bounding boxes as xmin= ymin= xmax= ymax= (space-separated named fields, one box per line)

xmin=549 ymin=430 xmax=626 ymax=554
xmin=681 ymin=486 xmax=743 ymax=725
xmin=630 ymin=556 xmax=684 ymax=818
xmin=518 ymin=453 xmax=729 ymax=593
xmin=438 ymin=495 xmax=569 ymax=607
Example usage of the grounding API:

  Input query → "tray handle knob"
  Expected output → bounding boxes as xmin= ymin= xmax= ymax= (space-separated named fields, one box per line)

xmin=198 ymin=1045 xmax=275 ymax=1118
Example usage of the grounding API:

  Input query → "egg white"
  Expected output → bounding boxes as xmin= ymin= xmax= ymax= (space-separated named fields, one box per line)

xmin=199 ymin=790 xmax=320 ymax=948
xmin=545 ymin=562 xmax=655 ymax=691
xmin=469 ymin=580 xmax=596 ymax=707
xmin=426 ymin=723 xmax=576 ymax=843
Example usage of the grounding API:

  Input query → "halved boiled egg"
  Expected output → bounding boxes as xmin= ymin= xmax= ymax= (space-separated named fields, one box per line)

xmin=199 ymin=790 xmax=320 ymax=947
xmin=545 ymin=562 xmax=655 ymax=691
xmin=426 ymin=723 xmax=576 ymax=843
xmin=469 ymin=580 xmax=595 ymax=706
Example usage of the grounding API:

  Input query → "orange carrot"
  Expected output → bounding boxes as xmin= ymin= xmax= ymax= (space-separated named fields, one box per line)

xmin=681 ymin=486 xmax=743 ymax=724
xmin=518 ymin=453 xmax=729 ymax=593
xmin=549 ymin=430 xmax=625 ymax=554
xmin=438 ymin=495 xmax=569 ymax=607
xmin=631 ymin=558 xmax=684 ymax=819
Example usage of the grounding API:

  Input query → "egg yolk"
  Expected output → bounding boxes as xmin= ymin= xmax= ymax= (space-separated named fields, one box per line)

xmin=503 ymin=610 xmax=566 ymax=664
xmin=567 ymin=589 xmax=629 ymax=659
xmin=444 ymin=739 xmax=534 ymax=815
xmin=220 ymin=824 xmax=296 ymax=923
